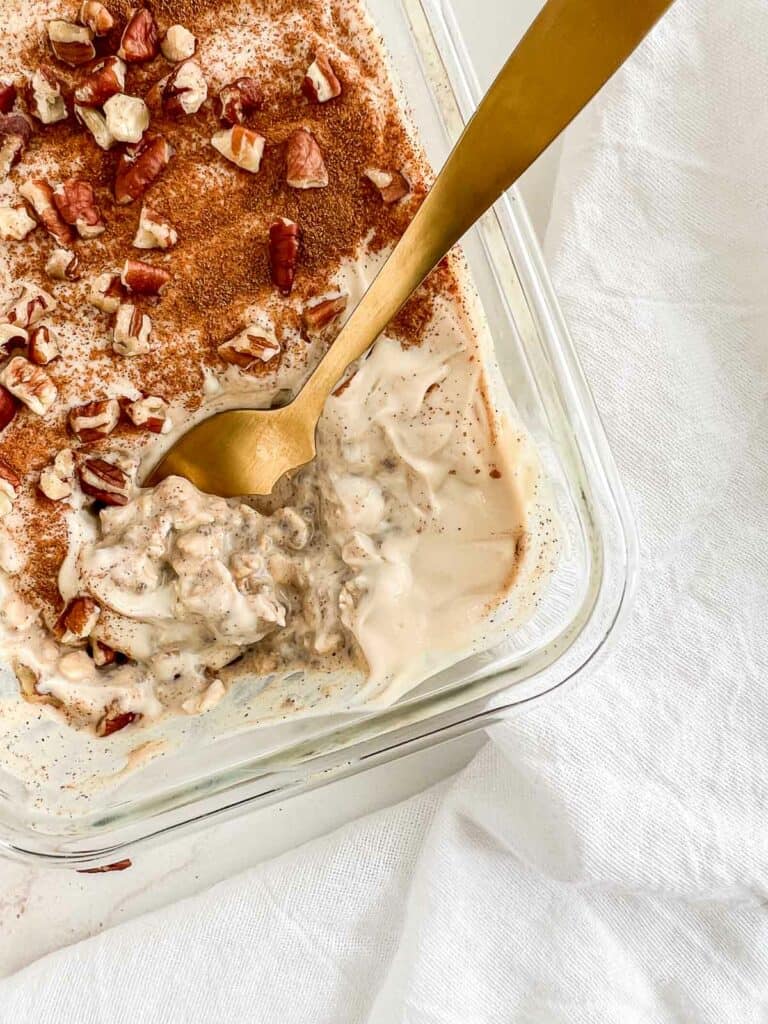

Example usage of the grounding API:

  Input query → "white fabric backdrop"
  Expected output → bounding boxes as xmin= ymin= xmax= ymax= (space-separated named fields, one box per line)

xmin=2 ymin=0 xmax=767 ymax=1018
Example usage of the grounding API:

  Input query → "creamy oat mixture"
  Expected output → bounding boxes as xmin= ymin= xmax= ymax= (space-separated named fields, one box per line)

xmin=0 ymin=0 xmax=557 ymax=741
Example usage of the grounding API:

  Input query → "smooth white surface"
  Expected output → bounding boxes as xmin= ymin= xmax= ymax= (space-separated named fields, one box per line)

xmin=0 ymin=1 xmax=549 ymax=978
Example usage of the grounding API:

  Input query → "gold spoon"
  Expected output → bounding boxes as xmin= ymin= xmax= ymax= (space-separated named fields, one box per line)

xmin=148 ymin=0 xmax=674 ymax=497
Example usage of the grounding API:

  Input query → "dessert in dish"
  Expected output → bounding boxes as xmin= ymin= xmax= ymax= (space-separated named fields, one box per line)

xmin=0 ymin=0 xmax=557 ymax=740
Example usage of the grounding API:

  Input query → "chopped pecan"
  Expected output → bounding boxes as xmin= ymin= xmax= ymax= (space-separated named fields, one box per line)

xmin=0 ymin=324 xmax=28 ymax=353
xmin=114 ymin=134 xmax=173 ymax=204
xmin=89 ymin=272 xmax=124 ymax=313
xmin=215 ymin=77 xmax=261 ymax=125
xmin=52 ymin=179 xmax=105 ymax=239
xmin=162 ymin=59 xmax=207 ymax=116
xmin=365 ymin=168 xmax=411 ymax=204
xmin=218 ymin=322 xmax=281 ymax=369
xmin=103 ymin=94 xmax=150 ymax=144
xmin=268 ymin=218 xmax=300 ymax=295
xmin=302 ymin=294 xmax=348 ymax=339
xmin=75 ymin=104 xmax=115 ymax=150
xmin=78 ymin=857 xmax=133 ymax=872
xmin=69 ymin=398 xmax=120 ymax=441
xmin=25 ymin=67 xmax=67 ymax=125
xmin=3 ymin=283 xmax=57 ymax=328
xmin=112 ymin=304 xmax=152 ymax=356
xmin=286 ymin=128 xmax=328 ymax=189
xmin=0 ymin=81 xmax=17 ymax=115
xmin=118 ymin=7 xmax=159 ymax=63
xmin=0 ymin=356 xmax=57 ymax=416
xmin=97 ymin=710 xmax=138 ymax=736
xmin=19 ymin=179 xmax=73 ymax=246
xmin=0 ymin=457 xmax=19 ymax=516
xmin=74 ymin=56 xmax=126 ymax=107
xmin=78 ymin=1 xmax=115 ymax=36
xmin=28 ymin=324 xmax=60 ymax=365
xmin=133 ymin=205 xmax=177 ymax=249
xmin=0 ymin=113 xmax=33 ymax=179
xmin=0 ymin=387 xmax=18 ymax=433
xmin=46 ymin=248 xmax=81 ymax=281
xmin=47 ymin=20 xmax=96 ymax=66
xmin=211 ymin=125 xmax=265 ymax=173
xmin=53 ymin=596 xmax=100 ymax=644
xmin=161 ymin=24 xmax=197 ymax=62
xmin=302 ymin=52 xmax=342 ymax=103
xmin=91 ymin=638 xmax=119 ymax=667
xmin=126 ymin=394 xmax=171 ymax=433
xmin=0 ymin=205 xmax=37 ymax=241
xmin=39 ymin=448 xmax=75 ymax=501
xmin=121 ymin=258 xmax=170 ymax=295
xmin=78 ymin=457 xmax=131 ymax=505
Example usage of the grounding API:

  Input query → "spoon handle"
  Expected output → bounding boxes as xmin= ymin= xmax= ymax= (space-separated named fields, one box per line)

xmin=300 ymin=0 xmax=674 ymax=413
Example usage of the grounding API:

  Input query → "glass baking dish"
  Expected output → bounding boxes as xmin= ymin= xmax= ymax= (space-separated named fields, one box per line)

xmin=0 ymin=0 xmax=636 ymax=868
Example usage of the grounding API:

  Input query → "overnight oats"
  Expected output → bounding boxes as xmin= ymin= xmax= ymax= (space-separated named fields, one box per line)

xmin=0 ymin=0 xmax=558 ymax=745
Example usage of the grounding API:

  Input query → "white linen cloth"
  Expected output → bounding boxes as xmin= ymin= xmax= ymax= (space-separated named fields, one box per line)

xmin=2 ymin=0 xmax=767 ymax=1018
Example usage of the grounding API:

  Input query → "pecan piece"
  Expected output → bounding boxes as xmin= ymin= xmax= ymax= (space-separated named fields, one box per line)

xmin=52 ymin=179 xmax=105 ymax=239
xmin=302 ymin=52 xmax=342 ymax=103
xmin=104 ymin=94 xmax=150 ymax=144
xmin=78 ymin=1 xmax=115 ymax=36
xmin=218 ymin=322 xmax=281 ymax=369
xmin=39 ymin=448 xmax=75 ymax=501
xmin=365 ymin=168 xmax=411 ymax=204
xmin=215 ymin=77 xmax=261 ymax=125
xmin=25 ymin=67 xmax=67 ymax=125
xmin=69 ymin=398 xmax=120 ymax=441
xmin=89 ymin=272 xmax=124 ymax=313
xmin=91 ymin=638 xmax=120 ymax=667
xmin=19 ymin=179 xmax=73 ymax=246
xmin=46 ymin=248 xmax=81 ymax=281
xmin=75 ymin=104 xmax=115 ymax=150
xmin=0 ymin=113 xmax=33 ymax=179
xmin=125 ymin=394 xmax=171 ymax=433
xmin=28 ymin=324 xmax=60 ymax=365
xmin=0 ymin=387 xmax=18 ymax=433
xmin=0 ymin=324 xmax=28 ymax=353
xmin=114 ymin=134 xmax=173 ymax=204
xmin=0 ymin=205 xmax=37 ymax=241
xmin=162 ymin=60 xmax=207 ymax=116
xmin=133 ymin=205 xmax=177 ymax=249
xmin=78 ymin=457 xmax=131 ymax=505
xmin=286 ymin=128 xmax=328 ymax=189
xmin=74 ymin=56 xmax=126 ymax=107
xmin=211 ymin=126 xmax=265 ymax=173
xmin=118 ymin=8 xmax=159 ymax=63
xmin=53 ymin=596 xmax=100 ymax=644
xmin=113 ymin=304 xmax=152 ymax=356
xmin=268 ymin=218 xmax=300 ymax=295
xmin=121 ymin=258 xmax=170 ymax=296
xmin=302 ymin=294 xmax=348 ymax=339
xmin=47 ymin=20 xmax=96 ymax=66
xmin=0 ymin=356 xmax=57 ymax=415
xmin=0 ymin=457 xmax=20 ymax=516
xmin=161 ymin=24 xmax=197 ymax=62
xmin=97 ymin=710 xmax=138 ymax=737
xmin=3 ymin=283 xmax=57 ymax=328
xmin=0 ymin=81 xmax=17 ymax=115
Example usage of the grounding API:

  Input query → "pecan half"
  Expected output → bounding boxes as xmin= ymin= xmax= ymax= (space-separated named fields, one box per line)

xmin=0 ymin=387 xmax=18 ymax=433
xmin=0 ymin=356 xmax=57 ymax=416
xmin=97 ymin=710 xmax=138 ymax=736
xmin=126 ymin=394 xmax=171 ymax=433
xmin=112 ymin=304 xmax=152 ymax=356
xmin=0 ymin=81 xmax=17 ymax=115
xmin=69 ymin=398 xmax=120 ymax=441
xmin=268 ymin=218 xmax=300 ymax=295
xmin=53 ymin=179 xmax=105 ymax=239
xmin=0 ymin=205 xmax=37 ymax=241
xmin=286 ymin=128 xmax=328 ymax=189
xmin=218 ymin=322 xmax=281 ymax=369
xmin=211 ymin=126 xmax=265 ymax=173
xmin=75 ymin=104 xmax=115 ymax=150
xmin=162 ymin=60 xmax=207 ymax=116
xmin=114 ymin=134 xmax=173 ymax=204
xmin=3 ymin=283 xmax=57 ymax=328
xmin=215 ymin=77 xmax=261 ymax=125
xmin=19 ymin=179 xmax=73 ymax=246
xmin=25 ymin=67 xmax=67 ymax=125
xmin=74 ymin=56 xmax=126 ymax=107
xmin=78 ymin=1 xmax=115 ymax=36
xmin=46 ymin=248 xmax=81 ymax=281
xmin=118 ymin=7 xmax=159 ymax=63
xmin=0 ymin=113 xmax=33 ymax=179
xmin=28 ymin=324 xmax=60 ymax=365
xmin=133 ymin=205 xmax=177 ymax=249
xmin=302 ymin=52 xmax=342 ymax=103
xmin=53 ymin=595 xmax=100 ymax=644
xmin=365 ymin=168 xmax=411 ymax=204
xmin=161 ymin=24 xmax=197 ymax=62
xmin=39 ymin=448 xmax=75 ymax=501
xmin=78 ymin=457 xmax=131 ymax=505
xmin=89 ymin=272 xmax=124 ymax=313
xmin=121 ymin=258 xmax=170 ymax=295
xmin=48 ymin=20 xmax=96 ymax=66
xmin=302 ymin=294 xmax=348 ymax=339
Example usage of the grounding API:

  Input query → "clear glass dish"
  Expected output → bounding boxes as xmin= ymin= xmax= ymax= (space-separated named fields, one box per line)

xmin=0 ymin=0 xmax=637 ymax=868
